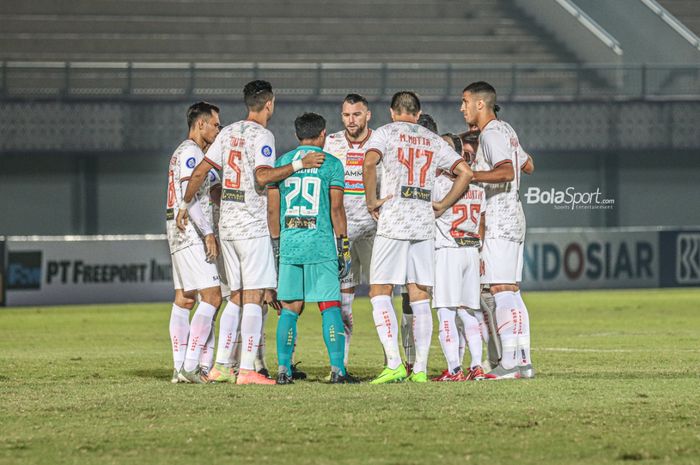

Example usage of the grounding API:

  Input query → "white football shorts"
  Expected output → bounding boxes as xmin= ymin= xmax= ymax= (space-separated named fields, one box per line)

xmin=370 ymin=236 xmax=434 ymax=288
xmin=481 ymin=238 xmax=524 ymax=285
xmin=433 ymin=247 xmax=480 ymax=309
xmin=220 ymin=236 xmax=277 ymax=291
xmin=171 ymin=244 xmax=221 ymax=292
xmin=341 ymin=235 xmax=374 ymax=290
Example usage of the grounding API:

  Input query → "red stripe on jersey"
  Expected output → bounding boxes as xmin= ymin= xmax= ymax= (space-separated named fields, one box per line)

xmin=493 ymin=159 xmax=513 ymax=169
xmin=203 ymin=156 xmax=222 ymax=170
xmin=267 ymin=185 xmax=279 ymax=190
xmin=366 ymin=148 xmax=383 ymax=162
xmin=449 ymin=159 xmax=464 ymax=176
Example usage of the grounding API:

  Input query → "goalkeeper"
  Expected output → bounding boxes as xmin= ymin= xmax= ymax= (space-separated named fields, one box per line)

xmin=267 ymin=112 xmax=353 ymax=384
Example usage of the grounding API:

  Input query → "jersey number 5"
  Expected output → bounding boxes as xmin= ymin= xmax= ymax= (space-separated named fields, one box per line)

xmin=285 ymin=177 xmax=321 ymax=216
xmin=398 ymin=148 xmax=433 ymax=187
xmin=224 ymin=150 xmax=242 ymax=189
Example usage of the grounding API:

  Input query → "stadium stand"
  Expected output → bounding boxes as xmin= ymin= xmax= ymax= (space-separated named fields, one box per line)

xmin=657 ymin=0 xmax=700 ymax=35
xmin=0 ymin=0 xmax=576 ymax=64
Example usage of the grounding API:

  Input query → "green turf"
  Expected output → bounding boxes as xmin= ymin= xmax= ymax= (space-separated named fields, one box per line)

xmin=1 ymin=289 xmax=699 ymax=465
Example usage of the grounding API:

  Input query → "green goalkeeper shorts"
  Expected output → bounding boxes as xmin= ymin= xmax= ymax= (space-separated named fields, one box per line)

xmin=277 ymin=260 xmax=341 ymax=303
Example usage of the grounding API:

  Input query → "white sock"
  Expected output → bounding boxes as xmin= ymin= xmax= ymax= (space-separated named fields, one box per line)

xmin=493 ymin=291 xmax=518 ymax=370
xmin=239 ymin=303 xmax=263 ymax=371
xmin=473 ymin=309 xmax=490 ymax=344
xmin=437 ymin=308 xmax=460 ymax=373
xmin=455 ymin=310 xmax=466 ymax=366
xmin=214 ymin=300 xmax=241 ymax=366
xmin=514 ymin=291 xmax=531 ymax=366
xmin=255 ymin=303 xmax=269 ymax=371
xmin=371 ymin=295 xmax=402 ymax=369
xmin=459 ymin=310 xmax=483 ymax=369
xmin=169 ymin=304 xmax=190 ymax=371
xmin=183 ymin=302 xmax=217 ymax=372
xmin=411 ymin=299 xmax=432 ymax=374
xmin=341 ymin=292 xmax=354 ymax=368
xmin=200 ymin=322 xmax=216 ymax=371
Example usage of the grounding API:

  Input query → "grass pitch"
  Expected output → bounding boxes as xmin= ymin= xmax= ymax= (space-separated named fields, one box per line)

xmin=1 ymin=289 xmax=699 ymax=465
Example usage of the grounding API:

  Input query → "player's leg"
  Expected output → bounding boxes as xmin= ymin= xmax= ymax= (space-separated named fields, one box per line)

xmin=198 ymin=302 xmax=219 ymax=376
xmin=339 ymin=241 xmax=357 ymax=370
xmin=405 ymin=239 xmax=435 ymax=383
xmin=400 ymin=290 xmax=415 ymax=373
xmin=275 ymin=263 xmax=304 ymax=384
xmin=514 ymin=241 xmax=534 ymax=378
xmin=461 ymin=248 xmax=485 ymax=380
xmin=455 ymin=312 xmax=467 ymax=367
xmin=480 ymin=287 xmax=501 ymax=369
xmin=482 ymin=239 xmax=520 ymax=379
xmin=433 ymin=248 xmax=466 ymax=380
xmin=209 ymin=240 xmax=242 ymax=383
xmin=236 ymin=237 xmax=277 ymax=385
xmin=255 ymin=302 xmax=270 ymax=377
xmin=368 ymin=236 xmax=407 ymax=384
xmin=170 ymin=287 xmax=195 ymax=383
xmin=458 ymin=309 xmax=485 ymax=380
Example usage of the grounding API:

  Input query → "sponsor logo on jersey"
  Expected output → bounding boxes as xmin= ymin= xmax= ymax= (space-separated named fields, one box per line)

xmin=222 ymin=189 xmax=245 ymax=203
xmin=345 ymin=180 xmax=365 ymax=195
xmin=285 ymin=216 xmax=317 ymax=229
xmin=346 ymin=151 xmax=364 ymax=166
xmin=186 ymin=157 xmax=196 ymax=168
xmin=261 ymin=145 xmax=273 ymax=157
xmin=453 ymin=236 xmax=480 ymax=248
xmin=166 ymin=208 xmax=174 ymax=220
xmin=401 ymin=186 xmax=431 ymax=202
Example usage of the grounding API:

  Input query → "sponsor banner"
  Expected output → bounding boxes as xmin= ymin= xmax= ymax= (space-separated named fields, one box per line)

xmin=521 ymin=229 xmax=659 ymax=290
xmin=5 ymin=236 xmax=173 ymax=306
xmin=659 ymin=229 xmax=700 ymax=288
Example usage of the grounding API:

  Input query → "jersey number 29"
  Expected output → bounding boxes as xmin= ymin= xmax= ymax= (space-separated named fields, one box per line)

xmin=285 ymin=177 xmax=321 ymax=216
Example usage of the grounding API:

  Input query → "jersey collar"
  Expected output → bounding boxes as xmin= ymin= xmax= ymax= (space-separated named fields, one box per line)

xmin=344 ymin=128 xmax=373 ymax=148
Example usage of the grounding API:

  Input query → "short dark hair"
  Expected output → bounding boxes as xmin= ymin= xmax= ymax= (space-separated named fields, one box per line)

xmin=243 ymin=80 xmax=274 ymax=112
xmin=463 ymin=81 xmax=498 ymax=112
xmin=343 ymin=93 xmax=369 ymax=108
xmin=390 ymin=91 xmax=421 ymax=115
xmin=186 ymin=101 xmax=220 ymax=129
xmin=417 ymin=114 xmax=438 ymax=134
xmin=295 ymin=112 xmax=326 ymax=140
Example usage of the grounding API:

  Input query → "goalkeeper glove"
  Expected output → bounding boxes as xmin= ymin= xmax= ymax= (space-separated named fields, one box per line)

xmin=271 ymin=237 xmax=280 ymax=273
xmin=337 ymin=235 xmax=351 ymax=279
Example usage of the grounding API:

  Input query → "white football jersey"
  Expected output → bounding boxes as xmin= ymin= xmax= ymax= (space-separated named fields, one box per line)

xmin=365 ymin=121 xmax=463 ymax=241
xmin=208 ymin=168 xmax=222 ymax=232
xmin=166 ymin=139 xmax=212 ymax=254
xmin=204 ymin=120 xmax=276 ymax=241
xmin=434 ymin=174 xmax=486 ymax=249
xmin=323 ymin=129 xmax=377 ymax=240
xmin=474 ymin=119 xmax=528 ymax=242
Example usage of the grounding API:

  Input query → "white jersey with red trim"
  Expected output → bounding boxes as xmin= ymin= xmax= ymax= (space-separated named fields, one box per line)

xmin=165 ymin=139 xmax=212 ymax=254
xmin=474 ymin=119 xmax=528 ymax=242
xmin=323 ymin=129 xmax=377 ymax=240
xmin=434 ymin=175 xmax=486 ymax=249
xmin=365 ymin=121 xmax=462 ymax=241
xmin=203 ymin=120 xmax=276 ymax=241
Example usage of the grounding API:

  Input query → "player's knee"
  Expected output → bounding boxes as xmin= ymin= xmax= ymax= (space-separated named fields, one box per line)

xmin=174 ymin=295 xmax=195 ymax=310
xmin=243 ymin=289 xmax=265 ymax=305
xmin=200 ymin=289 xmax=222 ymax=308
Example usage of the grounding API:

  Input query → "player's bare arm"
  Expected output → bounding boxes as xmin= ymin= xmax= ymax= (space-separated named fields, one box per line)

xmin=255 ymin=152 xmax=325 ymax=187
xmin=433 ymin=160 xmax=473 ymax=218
xmin=175 ymin=159 xmax=215 ymax=229
xmin=267 ymin=187 xmax=281 ymax=239
xmin=329 ymin=188 xmax=348 ymax=238
xmin=522 ymin=153 xmax=535 ymax=174
xmin=363 ymin=148 xmax=392 ymax=220
xmin=471 ymin=161 xmax=515 ymax=183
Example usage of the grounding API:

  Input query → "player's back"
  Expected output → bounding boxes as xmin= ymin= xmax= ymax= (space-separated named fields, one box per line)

xmin=276 ymin=145 xmax=345 ymax=265
xmin=203 ymin=119 xmax=276 ymax=241
xmin=365 ymin=121 xmax=462 ymax=241
xmin=434 ymin=175 xmax=485 ymax=249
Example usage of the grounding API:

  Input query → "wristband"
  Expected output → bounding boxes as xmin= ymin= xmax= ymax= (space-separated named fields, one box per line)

xmin=292 ymin=159 xmax=304 ymax=172
xmin=179 ymin=200 xmax=191 ymax=210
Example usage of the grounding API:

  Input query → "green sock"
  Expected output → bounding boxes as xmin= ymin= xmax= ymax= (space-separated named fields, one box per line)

xmin=276 ymin=309 xmax=298 ymax=375
xmin=321 ymin=306 xmax=346 ymax=376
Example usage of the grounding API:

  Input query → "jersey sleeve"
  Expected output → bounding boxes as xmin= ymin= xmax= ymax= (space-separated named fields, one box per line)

xmin=254 ymin=130 xmax=276 ymax=170
xmin=208 ymin=169 xmax=221 ymax=187
xmin=435 ymin=138 xmax=463 ymax=175
xmin=329 ymin=157 xmax=345 ymax=190
xmin=363 ymin=126 xmax=387 ymax=161
xmin=203 ymin=132 xmax=224 ymax=170
xmin=179 ymin=146 xmax=204 ymax=182
xmin=480 ymin=130 xmax=511 ymax=168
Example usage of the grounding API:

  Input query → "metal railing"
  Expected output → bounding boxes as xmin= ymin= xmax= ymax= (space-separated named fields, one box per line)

xmin=1 ymin=61 xmax=698 ymax=101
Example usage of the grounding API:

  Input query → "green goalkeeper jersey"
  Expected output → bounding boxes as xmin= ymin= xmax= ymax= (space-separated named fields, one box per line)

xmin=273 ymin=145 xmax=345 ymax=265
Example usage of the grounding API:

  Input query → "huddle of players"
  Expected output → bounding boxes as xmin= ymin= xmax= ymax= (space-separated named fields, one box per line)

xmin=166 ymin=79 xmax=534 ymax=385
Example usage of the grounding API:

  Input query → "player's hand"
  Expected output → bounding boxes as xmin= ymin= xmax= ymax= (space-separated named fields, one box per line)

xmin=204 ymin=234 xmax=218 ymax=262
xmin=264 ymin=289 xmax=282 ymax=314
xmin=336 ymin=235 xmax=351 ymax=279
xmin=176 ymin=208 xmax=189 ymax=231
xmin=302 ymin=151 xmax=325 ymax=169
xmin=367 ymin=195 xmax=393 ymax=221
xmin=433 ymin=201 xmax=447 ymax=218
xmin=271 ymin=236 xmax=280 ymax=273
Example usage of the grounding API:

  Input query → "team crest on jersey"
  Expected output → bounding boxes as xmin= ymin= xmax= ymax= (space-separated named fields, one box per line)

xmin=186 ymin=157 xmax=196 ymax=168
xmin=261 ymin=145 xmax=273 ymax=157
xmin=208 ymin=171 xmax=217 ymax=182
